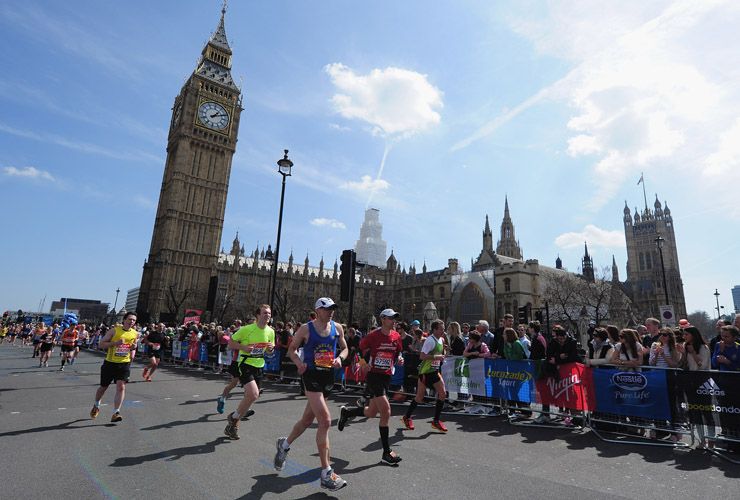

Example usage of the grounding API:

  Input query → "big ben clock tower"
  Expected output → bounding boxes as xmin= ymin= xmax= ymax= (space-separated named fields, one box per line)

xmin=137 ymin=5 xmax=242 ymax=322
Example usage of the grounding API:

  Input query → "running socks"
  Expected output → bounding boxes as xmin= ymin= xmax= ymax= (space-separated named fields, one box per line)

xmin=379 ymin=426 xmax=391 ymax=453
xmin=281 ymin=439 xmax=291 ymax=451
xmin=321 ymin=466 xmax=332 ymax=479
xmin=434 ymin=400 xmax=444 ymax=422
xmin=231 ymin=411 xmax=241 ymax=420
xmin=405 ymin=400 xmax=418 ymax=418
xmin=94 ymin=400 xmax=101 ymax=408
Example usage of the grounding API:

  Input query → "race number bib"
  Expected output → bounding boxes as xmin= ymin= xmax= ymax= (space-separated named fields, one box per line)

xmin=373 ymin=351 xmax=393 ymax=370
xmin=152 ymin=343 xmax=161 ymax=350
xmin=430 ymin=358 xmax=441 ymax=369
xmin=314 ymin=347 xmax=334 ymax=369
xmin=115 ymin=343 xmax=131 ymax=358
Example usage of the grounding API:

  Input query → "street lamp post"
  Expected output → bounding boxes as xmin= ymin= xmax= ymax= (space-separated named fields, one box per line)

xmin=654 ymin=235 xmax=669 ymax=305
xmin=268 ymin=150 xmax=293 ymax=314
xmin=714 ymin=289 xmax=721 ymax=320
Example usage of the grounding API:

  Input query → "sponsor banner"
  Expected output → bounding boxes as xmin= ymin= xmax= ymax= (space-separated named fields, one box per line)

xmin=535 ymin=362 xmax=595 ymax=411
xmin=486 ymin=359 xmax=536 ymax=403
xmin=676 ymin=371 xmax=740 ymax=426
xmin=171 ymin=340 xmax=181 ymax=359
xmin=199 ymin=342 xmax=209 ymax=362
xmin=183 ymin=309 xmax=203 ymax=325
xmin=592 ymin=368 xmax=671 ymax=420
xmin=442 ymin=357 xmax=487 ymax=396
xmin=391 ymin=363 xmax=405 ymax=386
xmin=264 ymin=349 xmax=281 ymax=373
xmin=180 ymin=340 xmax=190 ymax=360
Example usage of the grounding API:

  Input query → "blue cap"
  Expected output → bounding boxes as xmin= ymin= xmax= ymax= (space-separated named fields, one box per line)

xmin=410 ymin=320 xmax=420 ymax=326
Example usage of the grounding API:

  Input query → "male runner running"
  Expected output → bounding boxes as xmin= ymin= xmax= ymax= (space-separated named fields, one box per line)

xmin=223 ymin=305 xmax=274 ymax=440
xmin=273 ymin=297 xmax=349 ymax=491
xmin=90 ymin=312 xmax=139 ymax=422
xmin=142 ymin=323 xmax=165 ymax=381
xmin=38 ymin=326 xmax=54 ymax=367
xmin=402 ymin=319 xmax=448 ymax=432
xmin=215 ymin=317 xmax=256 ymax=416
xmin=60 ymin=324 xmax=78 ymax=371
xmin=336 ymin=308 xmax=404 ymax=465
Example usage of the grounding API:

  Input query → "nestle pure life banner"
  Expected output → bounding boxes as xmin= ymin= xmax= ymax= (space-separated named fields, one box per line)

xmin=442 ymin=356 xmax=487 ymax=396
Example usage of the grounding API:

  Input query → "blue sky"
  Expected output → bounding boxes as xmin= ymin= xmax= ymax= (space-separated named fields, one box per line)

xmin=1 ymin=0 xmax=738 ymax=317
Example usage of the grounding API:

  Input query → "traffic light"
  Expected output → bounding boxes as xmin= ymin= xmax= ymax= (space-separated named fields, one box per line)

xmin=340 ymin=249 xmax=356 ymax=301
xmin=518 ymin=306 xmax=528 ymax=325
xmin=534 ymin=310 xmax=543 ymax=323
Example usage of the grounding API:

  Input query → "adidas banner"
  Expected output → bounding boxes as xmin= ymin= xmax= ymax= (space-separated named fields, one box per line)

xmin=675 ymin=371 xmax=740 ymax=426
xmin=591 ymin=368 xmax=671 ymax=420
xmin=486 ymin=359 xmax=536 ymax=403
xmin=441 ymin=356 xmax=488 ymax=396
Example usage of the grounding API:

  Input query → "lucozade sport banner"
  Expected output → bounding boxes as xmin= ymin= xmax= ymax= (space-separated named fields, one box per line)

xmin=486 ymin=359 xmax=536 ymax=403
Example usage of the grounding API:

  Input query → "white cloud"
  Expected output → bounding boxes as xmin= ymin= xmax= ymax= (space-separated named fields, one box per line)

xmin=329 ymin=123 xmax=351 ymax=132
xmin=339 ymin=174 xmax=390 ymax=195
xmin=309 ymin=218 xmax=346 ymax=229
xmin=3 ymin=166 xmax=55 ymax=182
xmin=325 ymin=63 xmax=443 ymax=138
xmin=133 ymin=195 xmax=156 ymax=210
xmin=566 ymin=134 xmax=601 ymax=156
xmin=555 ymin=224 xmax=624 ymax=249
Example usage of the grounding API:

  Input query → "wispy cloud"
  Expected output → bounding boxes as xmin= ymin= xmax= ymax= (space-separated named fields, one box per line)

xmin=0 ymin=122 xmax=161 ymax=164
xmin=459 ymin=1 xmax=740 ymax=217
xmin=2 ymin=166 xmax=56 ymax=182
xmin=555 ymin=224 xmax=624 ymax=249
xmin=309 ymin=218 xmax=346 ymax=229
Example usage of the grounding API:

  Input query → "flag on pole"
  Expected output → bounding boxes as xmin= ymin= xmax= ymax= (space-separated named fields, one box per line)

xmin=637 ymin=173 xmax=644 ymax=185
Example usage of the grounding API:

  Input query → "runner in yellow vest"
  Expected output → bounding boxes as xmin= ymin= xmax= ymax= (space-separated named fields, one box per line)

xmin=90 ymin=312 xmax=139 ymax=422
xmin=223 ymin=304 xmax=275 ymax=440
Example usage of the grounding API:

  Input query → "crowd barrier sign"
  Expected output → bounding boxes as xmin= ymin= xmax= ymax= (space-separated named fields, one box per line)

xmin=675 ymin=371 xmax=740 ymax=427
xmin=171 ymin=340 xmax=181 ymax=360
xmin=264 ymin=350 xmax=281 ymax=373
xmin=486 ymin=359 xmax=536 ymax=403
xmin=199 ymin=342 xmax=209 ymax=363
xmin=180 ymin=340 xmax=189 ymax=361
xmin=592 ymin=368 xmax=671 ymax=420
xmin=535 ymin=362 xmax=595 ymax=411
xmin=441 ymin=357 xmax=488 ymax=396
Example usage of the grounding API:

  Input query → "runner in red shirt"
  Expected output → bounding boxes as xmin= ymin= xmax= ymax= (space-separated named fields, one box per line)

xmin=60 ymin=325 xmax=78 ymax=371
xmin=337 ymin=308 xmax=404 ymax=465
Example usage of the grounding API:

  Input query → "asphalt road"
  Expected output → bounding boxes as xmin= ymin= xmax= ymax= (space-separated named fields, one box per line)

xmin=0 ymin=343 xmax=736 ymax=500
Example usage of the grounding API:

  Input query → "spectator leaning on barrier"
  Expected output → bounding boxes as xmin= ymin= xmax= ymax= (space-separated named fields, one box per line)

xmin=476 ymin=320 xmax=496 ymax=356
xmin=493 ymin=314 xmax=513 ymax=358
xmin=527 ymin=321 xmax=547 ymax=361
xmin=585 ymin=327 xmax=614 ymax=367
xmin=447 ymin=322 xmax=465 ymax=356
xmin=504 ymin=328 xmax=526 ymax=360
xmin=649 ymin=328 xmax=682 ymax=368
xmin=461 ymin=323 xmax=471 ymax=344
xmin=709 ymin=319 xmax=729 ymax=356
xmin=712 ymin=325 xmax=740 ymax=371
xmin=611 ymin=329 xmax=643 ymax=371
xmin=516 ymin=324 xmax=531 ymax=359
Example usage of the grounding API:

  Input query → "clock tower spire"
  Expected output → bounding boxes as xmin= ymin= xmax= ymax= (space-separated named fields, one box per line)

xmin=137 ymin=6 xmax=243 ymax=323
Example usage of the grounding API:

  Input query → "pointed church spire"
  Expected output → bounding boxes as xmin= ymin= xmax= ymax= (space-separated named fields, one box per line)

xmin=484 ymin=214 xmax=491 ymax=234
xmin=496 ymin=198 xmax=522 ymax=259
xmin=504 ymin=195 xmax=510 ymax=218
xmin=582 ymin=241 xmax=594 ymax=282
xmin=612 ymin=254 xmax=619 ymax=281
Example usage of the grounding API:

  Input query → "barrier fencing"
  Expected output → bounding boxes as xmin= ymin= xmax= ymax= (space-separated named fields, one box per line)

xmin=135 ymin=341 xmax=739 ymax=462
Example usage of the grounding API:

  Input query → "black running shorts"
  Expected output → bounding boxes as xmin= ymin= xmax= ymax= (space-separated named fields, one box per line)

xmin=238 ymin=362 xmax=263 ymax=387
xmin=419 ymin=371 xmax=442 ymax=387
xmin=366 ymin=372 xmax=392 ymax=398
xmin=100 ymin=360 xmax=131 ymax=386
xmin=302 ymin=369 xmax=334 ymax=397
xmin=61 ymin=345 xmax=75 ymax=353
xmin=39 ymin=343 xmax=53 ymax=353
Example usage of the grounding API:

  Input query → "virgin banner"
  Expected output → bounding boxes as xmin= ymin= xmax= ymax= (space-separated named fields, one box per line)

xmin=441 ymin=357 xmax=487 ymax=396
xmin=591 ymin=368 xmax=671 ymax=420
xmin=486 ymin=359 xmax=536 ymax=403
xmin=535 ymin=362 xmax=595 ymax=411
xmin=675 ymin=371 xmax=740 ymax=427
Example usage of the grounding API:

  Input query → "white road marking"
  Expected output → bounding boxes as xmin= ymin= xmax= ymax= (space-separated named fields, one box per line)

xmin=58 ymin=408 xmax=66 ymax=410
xmin=11 ymin=411 xmax=20 ymax=414
xmin=193 ymin=394 xmax=200 ymax=397
xmin=164 ymin=397 xmax=171 ymax=400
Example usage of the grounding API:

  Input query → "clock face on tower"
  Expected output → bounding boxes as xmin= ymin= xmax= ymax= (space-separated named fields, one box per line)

xmin=197 ymin=101 xmax=230 ymax=130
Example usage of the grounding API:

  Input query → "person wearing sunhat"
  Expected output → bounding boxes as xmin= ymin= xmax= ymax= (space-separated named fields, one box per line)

xmin=273 ymin=297 xmax=349 ymax=491
xmin=337 ymin=308 xmax=405 ymax=465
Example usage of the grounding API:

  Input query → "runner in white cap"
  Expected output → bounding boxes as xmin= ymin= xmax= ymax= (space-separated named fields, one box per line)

xmin=273 ymin=297 xmax=349 ymax=491
xmin=336 ymin=308 xmax=404 ymax=465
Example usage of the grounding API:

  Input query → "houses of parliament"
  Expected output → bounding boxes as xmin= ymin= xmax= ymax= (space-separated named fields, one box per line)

xmin=136 ymin=7 xmax=687 ymax=328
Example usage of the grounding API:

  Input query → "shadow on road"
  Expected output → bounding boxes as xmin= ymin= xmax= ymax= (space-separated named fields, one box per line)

xmin=0 ymin=418 xmax=114 ymax=437
xmin=110 ymin=436 xmax=231 ymax=466
xmin=139 ymin=413 xmax=214 ymax=430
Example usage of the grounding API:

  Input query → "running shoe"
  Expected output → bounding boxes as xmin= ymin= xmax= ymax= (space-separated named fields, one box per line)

xmin=59 ymin=366 xmax=64 ymax=372
xmin=240 ymin=409 xmax=255 ymax=420
xmin=111 ymin=412 xmax=123 ymax=423
xmin=274 ymin=437 xmax=289 ymax=471
xmin=216 ymin=397 xmax=226 ymax=414
xmin=533 ymin=415 xmax=550 ymax=424
xmin=431 ymin=420 xmax=448 ymax=432
xmin=355 ymin=397 xmax=368 ymax=409
xmin=142 ymin=367 xmax=149 ymax=380
xmin=224 ymin=414 xmax=240 ymax=440
xmin=562 ymin=416 xmax=573 ymax=427
xmin=320 ymin=469 xmax=347 ymax=491
xmin=337 ymin=406 xmax=349 ymax=432
xmin=381 ymin=451 xmax=402 ymax=465
xmin=401 ymin=415 xmax=415 ymax=430
xmin=90 ymin=406 xmax=100 ymax=419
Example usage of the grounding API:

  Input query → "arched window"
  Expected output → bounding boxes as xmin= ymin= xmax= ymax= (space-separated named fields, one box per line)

xmin=504 ymin=278 xmax=511 ymax=292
